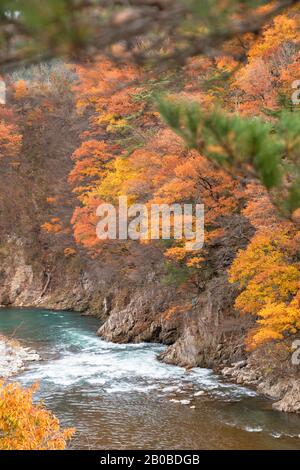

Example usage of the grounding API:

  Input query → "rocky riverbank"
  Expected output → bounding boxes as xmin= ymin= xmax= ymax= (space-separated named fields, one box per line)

xmin=221 ymin=360 xmax=300 ymax=413
xmin=1 ymin=237 xmax=300 ymax=413
xmin=0 ymin=335 xmax=40 ymax=378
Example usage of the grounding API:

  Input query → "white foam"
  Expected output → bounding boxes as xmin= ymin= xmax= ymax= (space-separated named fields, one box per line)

xmin=194 ymin=391 xmax=205 ymax=396
xmin=105 ymin=383 xmax=159 ymax=394
xmin=162 ymin=386 xmax=181 ymax=393
xmin=17 ymin=328 xmax=256 ymax=401
xmin=6 ymin=311 xmax=300 ymax=448
xmin=244 ymin=426 xmax=263 ymax=433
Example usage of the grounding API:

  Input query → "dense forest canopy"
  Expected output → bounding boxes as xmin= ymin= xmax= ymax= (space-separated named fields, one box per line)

xmin=0 ymin=0 xmax=299 ymax=344
xmin=0 ymin=0 xmax=299 ymax=343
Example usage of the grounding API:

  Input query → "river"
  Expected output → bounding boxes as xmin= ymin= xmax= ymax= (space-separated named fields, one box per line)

xmin=0 ymin=308 xmax=299 ymax=450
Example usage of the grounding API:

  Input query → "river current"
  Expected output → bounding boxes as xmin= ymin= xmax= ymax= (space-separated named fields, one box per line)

xmin=0 ymin=308 xmax=299 ymax=449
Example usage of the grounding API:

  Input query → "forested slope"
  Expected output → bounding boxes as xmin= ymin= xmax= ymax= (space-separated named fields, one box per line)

xmin=0 ymin=2 xmax=300 ymax=413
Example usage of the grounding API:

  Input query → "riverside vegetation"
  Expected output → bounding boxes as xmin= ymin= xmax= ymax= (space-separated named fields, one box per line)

xmin=0 ymin=0 xmax=300 ymax=449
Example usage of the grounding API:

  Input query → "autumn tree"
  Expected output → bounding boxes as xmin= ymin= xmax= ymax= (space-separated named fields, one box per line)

xmin=0 ymin=382 xmax=74 ymax=450
xmin=235 ymin=12 xmax=299 ymax=114
xmin=156 ymin=8 xmax=300 ymax=347
xmin=12 ymin=1 xmax=299 ymax=351
xmin=229 ymin=228 xmax=300 ymax=349
xmin=158 ymin=100 xmax=300 ymax=216
xmin=0 ymin=106 xmax=22 ymax=160
xmin=0 ymin=101 xmax=23 ymax=239
xmin=69 ymin=58 xmax=153 ymax=252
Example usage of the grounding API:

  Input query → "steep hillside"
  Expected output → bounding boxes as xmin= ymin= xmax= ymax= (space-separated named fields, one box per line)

xmin=0 ymin=7 xmax=300 ymax=414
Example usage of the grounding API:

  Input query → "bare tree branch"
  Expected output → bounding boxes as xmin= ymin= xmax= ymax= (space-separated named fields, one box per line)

xmin=0 ymin=0 xmax=298 ymax=72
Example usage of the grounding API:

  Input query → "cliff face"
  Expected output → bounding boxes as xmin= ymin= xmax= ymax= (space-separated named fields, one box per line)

xmin=0 ymin=236 xmax=184 ymax=344
xmin=1 ymin=212 xmax=252 ymax=365
xmin=1 ymin=70 xmax=299 ymax=414
xmin=1 ymin=67 xmax=252 ymax=363
xmin=159 ymin=274 xmax=244 ymax=368
xmin=1 ymin=231 xmax=300 ymax=413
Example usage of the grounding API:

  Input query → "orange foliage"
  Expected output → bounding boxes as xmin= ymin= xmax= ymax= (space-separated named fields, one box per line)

xmin=242 ymin=182 xmax=279 ymax=230
xmin=0 ymin=381 xmax=75 ymax=450
xmin=68 ymin=51 xmax=243 ymax=280
xmin=235 ymin=58 xmax=278 ymax=112
xmin=68 ymin=59 xmax=145 ymax=244
xmin=69 ymin=140 xmax=112 ymax=197
xmin=46 ymin=196 xmax=58 ymax=204
xmin=74 ymin=58 xmax=141 ymax=119
xmin=248 ymin=14 xmax=299 ymax=60
xmin=13 ymin=80 xmax=29 ymax=100
xmin=41 ymin=218 xmax=63 ymax=234
xmin=32 ymin=7 xmax=300 ymax=352
xmin=234 ymin=12 xmax=299 ymax=114
xmin=0 ymin=120 xmax=22 ymax=159
xmin=71 ymin=198 xmax=102 ymax=249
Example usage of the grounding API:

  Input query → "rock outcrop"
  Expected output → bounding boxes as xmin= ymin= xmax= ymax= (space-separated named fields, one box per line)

xmin=98 ymin=286 xmax=182 ymax=344
xmin=221 ymin=360 xmax=300 ymax=413
xmin=1 ymin=225 xmax=300 ymax=413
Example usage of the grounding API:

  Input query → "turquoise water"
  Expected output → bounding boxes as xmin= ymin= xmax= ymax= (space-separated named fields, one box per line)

xmin=0 ymin=308 xmax=300 ymax=450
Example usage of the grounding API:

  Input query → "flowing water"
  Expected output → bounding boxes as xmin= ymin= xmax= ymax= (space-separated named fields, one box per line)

xmin=0 ymin=308 xmax=300 ymax=450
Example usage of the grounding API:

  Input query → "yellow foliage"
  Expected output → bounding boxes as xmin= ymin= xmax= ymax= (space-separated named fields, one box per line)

xmin=186 ymin=256 xmax=205 ymax=268
xmin=234 ymin=265 xmax=300 ymax=314
xmin=229 ymin=230 xmax=300 ymax=349
xmin=97 ymin=113 xmax=128 ymax=133
xmin=164 ymin=246 xmax=186 ymax=262
xmin=229 ymin=231 xmax=292 ymax=289
xmin=0 ymin=382 xmax=75 ymax=450
xmin=248 ymin=15 xmax=299 ymax=60
xmin=248 ymin=302 xmax=300 ymax=350
xmin=93 ymin=157 xmax=140 ymax=204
